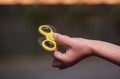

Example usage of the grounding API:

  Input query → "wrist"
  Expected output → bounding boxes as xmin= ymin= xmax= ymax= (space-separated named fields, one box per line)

xmin=85 ymin=39 xmax=97 ymax=56
xmin=88 ymin=40 xmax=107 ymax=56
xmin=79 ymin=38 xmax=95 ymax=56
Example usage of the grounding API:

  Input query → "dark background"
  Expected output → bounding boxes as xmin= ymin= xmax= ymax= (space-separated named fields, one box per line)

xmin=0 ymin=5 xmax=120 ymax=79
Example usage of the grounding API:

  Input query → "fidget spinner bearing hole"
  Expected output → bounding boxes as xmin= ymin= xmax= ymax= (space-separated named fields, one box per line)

xmin=45 ymin=41 xmax=54 ymax=48
xmin=42 ymin=26 xmax=51 ymax=33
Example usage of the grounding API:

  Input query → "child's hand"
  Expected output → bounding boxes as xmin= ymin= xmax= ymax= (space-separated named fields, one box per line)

xmin=52 ymin=33 xmax=93 ymax=69
xmin=52 ymin=33 xmax=120 ymax=69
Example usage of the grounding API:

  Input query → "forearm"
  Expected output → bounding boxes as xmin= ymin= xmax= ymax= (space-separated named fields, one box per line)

xmin=89 ymin=40 xmax=120 ymax=65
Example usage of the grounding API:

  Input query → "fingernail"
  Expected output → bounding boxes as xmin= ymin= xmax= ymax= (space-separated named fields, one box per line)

xmin=53 ymin=33 xmax=59 ymax=38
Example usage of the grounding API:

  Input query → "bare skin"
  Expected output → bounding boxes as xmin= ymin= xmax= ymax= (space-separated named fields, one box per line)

xmin=52 ymin=33 xmax=120 ymax=69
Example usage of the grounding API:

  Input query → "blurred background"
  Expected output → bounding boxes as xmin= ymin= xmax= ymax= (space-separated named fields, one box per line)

xmin=0 ymin=0 xmax=120 ymax=79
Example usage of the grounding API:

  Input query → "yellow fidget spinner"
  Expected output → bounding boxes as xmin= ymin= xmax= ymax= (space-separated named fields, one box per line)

xmin=38 ymin=25 xmax=56 ymax=51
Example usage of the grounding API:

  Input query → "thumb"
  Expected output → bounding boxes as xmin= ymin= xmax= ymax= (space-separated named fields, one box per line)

xmin=53 ymin=33 xmax=71 ymax=46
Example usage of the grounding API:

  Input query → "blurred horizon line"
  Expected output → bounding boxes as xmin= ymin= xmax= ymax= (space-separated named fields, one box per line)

xmin=0 ymin=0 xmax=120 ymax=5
